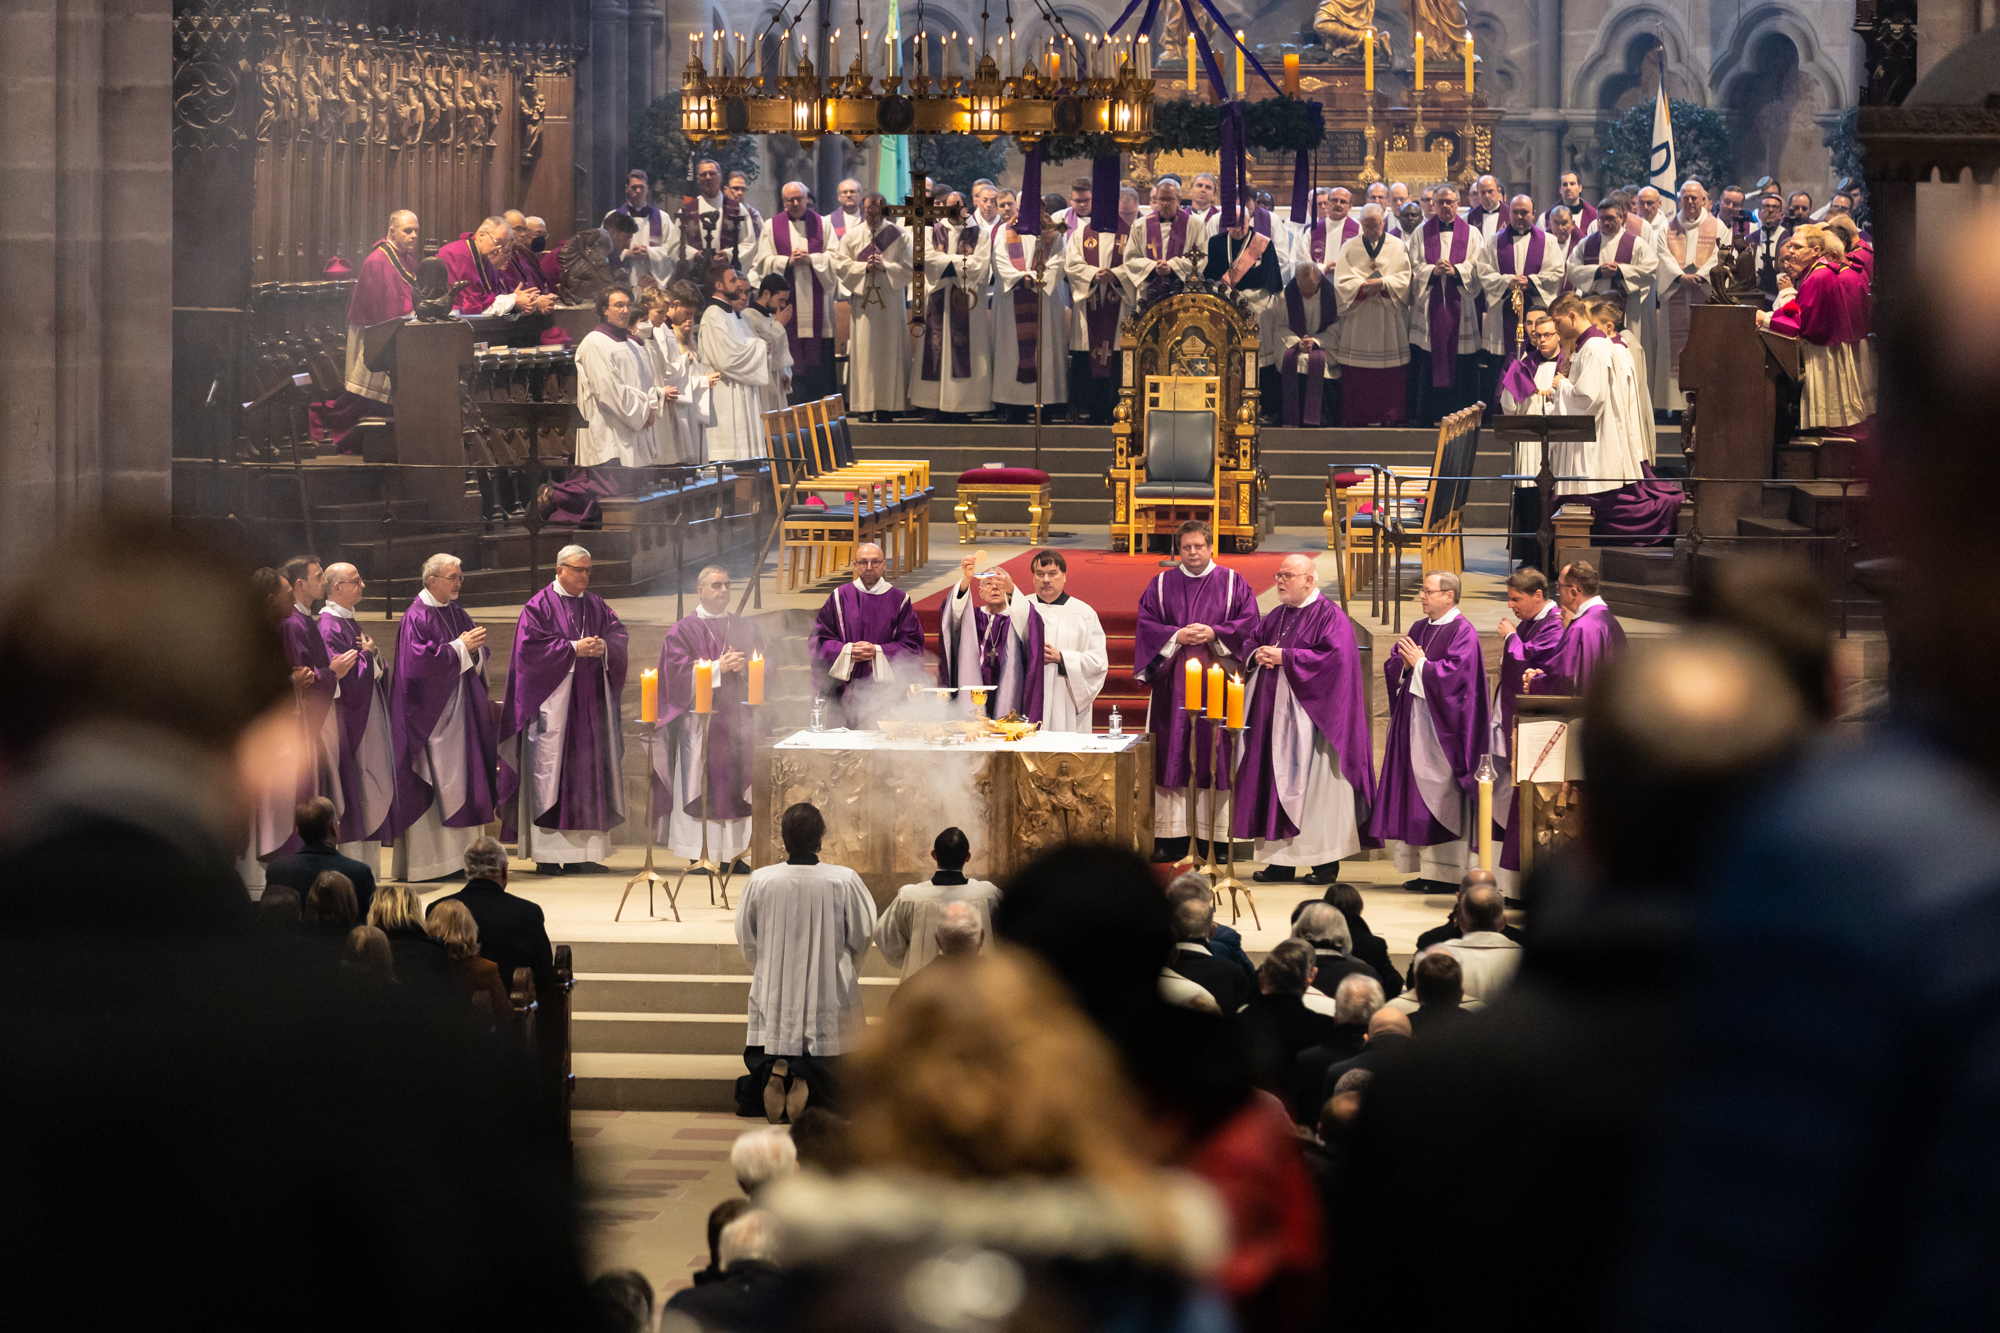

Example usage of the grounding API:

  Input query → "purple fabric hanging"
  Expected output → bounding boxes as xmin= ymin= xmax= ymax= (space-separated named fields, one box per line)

xmin=1018 ymin=146 xmax=1043 ymax=233
xmin=1219 ymin=102 xmax=1246 ymax=227
xmin=1291 ymin=101 xmax=1323 ymax=220
xmin=1090 ymin=152 xmax=1121 ymax=233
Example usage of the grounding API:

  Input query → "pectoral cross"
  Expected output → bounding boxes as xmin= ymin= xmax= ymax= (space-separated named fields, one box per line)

xmin=886 ymin=170 xmax=946 ymax=331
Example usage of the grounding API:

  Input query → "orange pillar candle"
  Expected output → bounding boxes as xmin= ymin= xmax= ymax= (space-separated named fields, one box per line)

xmin=1414 ymin=32 xmax=1424 ymax=89
xmin=1226 ymin=676 xmax=1245 ymax=729
xmin=694 ymin=659 xmax=714 ymax=714
xmin=639 ymin=668 xmax=659 ymax=723
xmin=748 ymin=651 xmax=765 ymax=705
xmin=1282 ymin=52 xmax=1299 ymax=95
xmin=1186 ymin=33 xmax=1196 ymax=89
xmin=1464 ymin=36 xmax=1475 ymax=94
xmin=1206 ymin=663 xmax=1226 ymax=720
xmin=1364 ymin=29 xmax=1373 ymax=90
xmin=1183 ymin=657 xmax=1203 ymax=711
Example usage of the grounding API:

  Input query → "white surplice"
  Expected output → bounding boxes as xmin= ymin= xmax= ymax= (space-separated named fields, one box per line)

xmin=392 ymin=589 xmax=488 ymax=884
xmin=831 ymin=221 xmax=913 ymax=414
xmin=1030 ymin=592 xmax=1108 ymax=734
xmin=751 ymin=213 xmax=842 ymax=341
xmin=1550 ymin=333 xmax=1647 ymax=495
xmin=1658 ymin=208 xmax=1722 ymax=405
xmin=696 ymin=301 xmax=771 ymax=461
xmin=657 ymin=604 xmax=752 ymax=863
xmin=990 ymin=227 xmax=1069 ymax=406
xmin=741 ymin=304 xmax=793 ymax=417
xmin=737 ymin=859 xmax=878 ymax=1056
xmin=1479 ymin=226 xmax=1567 ymax=357
xmin=909 ymin=221 xmax=994 ymax=413
xmin=647 ymin=322 xmax=714 ymax=465
xmin=574 ymin=327 xmax=663 ymax=468
xmin=1404 ymin=219 xmax=1486 ymax=356
xmin=1332 ymin=234 xmax=1412 ymax=369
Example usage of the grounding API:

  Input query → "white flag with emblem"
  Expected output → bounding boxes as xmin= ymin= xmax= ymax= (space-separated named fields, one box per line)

xmin=1648 ymin=91 xmax=1677 ymax=193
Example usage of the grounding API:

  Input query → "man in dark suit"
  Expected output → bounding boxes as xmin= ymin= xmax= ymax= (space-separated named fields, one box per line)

xmin=1317 ymin=1005 xmax=1412 ymax=1102
xmin=263 ymin=796 xmax=377 ymax=920
xmin=428 ymin=834 xmax=557 ymax=1005
xmin=1165 ymin=893 xmax=1251 ymax=1014
xmin=1743 ymin=191 xmax=1792 ymax=309
xmin=1292 ymin=902 xmax=1381 ymax=997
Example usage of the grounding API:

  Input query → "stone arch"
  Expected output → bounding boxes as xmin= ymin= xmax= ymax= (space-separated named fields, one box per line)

xmin=1714 ymin=17 xmax=1844 ymax=195
xmin=1710 ymin=4 xmax=1849 ymax=110
xmin=1569 ymin=6 xmax=1706 ymax=111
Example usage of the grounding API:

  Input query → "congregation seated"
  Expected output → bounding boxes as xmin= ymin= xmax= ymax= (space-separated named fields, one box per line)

xmin=427 ymin=836 xmax=558 ymax=1018
xmin=1388 ymin=951 xmax=1481 ymax=1034
xmin=340 ymin=923 xmax=395 ymax=982
xmin=729 ymin=1126 xmax=798 ymax=1198
xmin=1441 ymin=883 xmax=1523 ymax=1003
xmin=1317 ymin=1006 xmax=1414 ymax=1105
xmin=787 ymin=1108 xmax=850 ymax=1173
xmin=1165 ymin=891 xmax=1252 ymax=1014
xmin=256 ymin=797 xmax=379 ymax=923
xmin=303 ymin=871 xmax=359 ymax=956
xmin=1324 ymin=882 xmax=1403 ymax=1000
xmin=427 ymin=898 xmax=516 ymax=1031
xmin=661 ymin=1210 xmax=783 ymax=1332
xmin=253 ymin=885 xmax=301 ymax=931
xmin=1289 ymin=974 xmax=1386 ymax=1123
xmin=1292 ymin=901 xmax=1383 ymax=997
xmin=1409 ymin=868 xmax=1526 ymax=987
xmin=1240 ymin=939 xmax=1345 ymax=1094
xmin=687 ymin=1197 xmax=753 ymax=1288
xmin=366 ymin=882 xmax=457 ymax=1001
xmin=873 ymin=827 xmax=999 ymax=979
xmin=586 ymin=1270 xmax=655 ymax=1333
xmin=1166 ymin=872 xmax=1257 ymax=981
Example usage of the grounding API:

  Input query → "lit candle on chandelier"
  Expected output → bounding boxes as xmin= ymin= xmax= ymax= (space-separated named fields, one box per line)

xmin=1183 ymin=657 xmax=1203 ymax=712
xmin=1186 ymin=32 xmax=1197 ymax=89
xmin=1234 ymin=30 xmax=1245 ymax=96
xmin=1283 ymin=52 xmax=1300 ymax=95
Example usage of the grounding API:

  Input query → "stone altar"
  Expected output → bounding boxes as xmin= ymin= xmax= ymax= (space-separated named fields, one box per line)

xmin=750 ymin=730 xmax=1156 ymax=902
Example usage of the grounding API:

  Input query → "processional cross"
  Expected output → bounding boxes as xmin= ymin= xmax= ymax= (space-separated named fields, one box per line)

xmin=886 ymin=170 xmax=948 ymax=330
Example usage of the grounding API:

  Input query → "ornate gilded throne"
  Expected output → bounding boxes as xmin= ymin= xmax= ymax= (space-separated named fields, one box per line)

xmin=1106 ymin=281 xmax=1266 ymax=553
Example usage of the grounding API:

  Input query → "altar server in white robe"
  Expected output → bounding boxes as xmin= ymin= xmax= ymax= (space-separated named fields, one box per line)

xmin=832 ymin=193 xmax=911 ymax=420
xmin=1025 ymin=549 xmax=1108 ymax=734
xmin=1547 ymin=294 xmax=1648 ymax=494
xmin=1334 ymin=206 xmax=1414 ymax=426
xmin=697 ymin=265 xmax=772 ymax=461
xmin=911 ymin=210 xmax=994 ymax=416
xmin=991 ymin=211 xmax=1069 ymax=417
xmin=574 ymin=285 xmax=663 ymax=470
xmin=1480 ymin=196 xmax=1567 ymax=363
xmin=1567 ymin=199 xmax=1659 ymax=374
xmin=1658 ymin=179 xmax=1723 ymax=406
xmin=646 ymin=286 xmax=716 ymax=464
xmin=742 ymin=276 xmax=795 ymax=414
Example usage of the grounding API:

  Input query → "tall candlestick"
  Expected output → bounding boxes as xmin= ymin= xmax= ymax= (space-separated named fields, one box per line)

xmin=640 ymin=668 xmax=659 ymax=723
xmin=1235 ymin=30 xmax=1245 ymax=95
xmin=1283 ymin=51 xmax=1299 ymax=95
xmin=1225 ymin=676 xmax=1245 ymax=730
xmin=748 ymin=651 xmax=765 ymax=706
xmin=1464 ymin=35 xmax=1475 ymax=94
xmin=694 ymin=660 xmax=714 ymax=715
xmin=1364 ymin=28 xmax=1374 ymax=90
xmin=1206 ymin=663 xmax=1226 ymax=720
xmin=1184 ymin=657 xmax=1203 ymax=712
xmin=1414 ymin=31 xmax=1424 ymax=89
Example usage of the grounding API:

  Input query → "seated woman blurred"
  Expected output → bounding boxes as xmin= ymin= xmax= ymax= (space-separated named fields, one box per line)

xmin=303 ymin=870 xmax=358 ymax=957
xmin=428 ymin=898 xmax=516 ymax=1031
xmin=761 ymin=949 xmax=1233 ymax=1333
xmin=366 ymin=883 xmax=457 ymax=1001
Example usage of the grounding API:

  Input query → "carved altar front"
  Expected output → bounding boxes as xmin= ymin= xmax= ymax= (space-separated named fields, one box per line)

xmin=751 ymin=731 xmax=1155 ymax=901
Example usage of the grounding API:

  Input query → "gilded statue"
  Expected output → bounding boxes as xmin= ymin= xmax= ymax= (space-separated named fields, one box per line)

xmin=1314 ymin=0 xmax=1468 ymax=59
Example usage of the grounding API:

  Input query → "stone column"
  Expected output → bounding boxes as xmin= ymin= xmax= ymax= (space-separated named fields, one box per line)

xmin=629 ymin=0 xmax=662 ymax=132
xmin=0 ymin=0 xmax=173 ymax=565
xmin=590 ymin=0 xmax=630 ymax=222
xmin=1529 ymin=0 xmax=1567 ymax=204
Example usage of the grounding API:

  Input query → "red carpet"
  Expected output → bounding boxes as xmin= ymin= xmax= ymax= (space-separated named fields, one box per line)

xmin=914 ymin=550 xmax=1291 ymax=728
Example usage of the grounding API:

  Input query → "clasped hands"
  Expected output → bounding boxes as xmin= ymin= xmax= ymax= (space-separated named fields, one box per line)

xmin=1175 ymin=624 xmax=1216 ymax=646
xmin=1393 ymin=635 xmax=1426 ymax=669
xmin=1252 ymin=644 xmax=1283 ymax=669
xmin=573 ymin=635 xmax=609 ymax=659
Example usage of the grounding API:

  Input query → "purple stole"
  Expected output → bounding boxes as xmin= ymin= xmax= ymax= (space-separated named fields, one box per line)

xmin=1080 ymin=227 xmax=1128 ymax=377
xmin=825 ymin=208 xmax=851 ymax=241
xmin=857 ymin=222 xmax=900 ymax=261
xmin=1421 ymin=219 xmax=1474 ymax=386
xmin=619 ymin=204 xmax=666 ymax=240
xmin=1306 ymin=217 xmax=1360 ymax=266
xmin=1581 ymin=228 xmax=1638 ymax=274
xmin=1004 ymin=229 xmax=1039 ymax=383
xmin=1282 ymin=282 xmax=1338 ymax=426
xmin=922 ymin=224 xmax=979 ymax=381
xmin=1497 ymin=351 xmax=1547 ymax=407
xmin=772 ymin=210 xmax=826 ymax=366
xmin=1144 ymin=211 xmax=1190 ymax=262
xmin=1494 ymin=226 xmax=1550 ymax=354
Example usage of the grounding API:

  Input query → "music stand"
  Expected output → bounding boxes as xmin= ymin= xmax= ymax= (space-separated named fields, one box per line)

xmin=1490 ymin=414 xmax=1595 ymax=572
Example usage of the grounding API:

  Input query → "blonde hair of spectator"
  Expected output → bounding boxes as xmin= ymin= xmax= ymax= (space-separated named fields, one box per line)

xmin=427 ymin=898 xmax=481 ymax=960
xmin=367 ymin=882 xmax=425 ymax=932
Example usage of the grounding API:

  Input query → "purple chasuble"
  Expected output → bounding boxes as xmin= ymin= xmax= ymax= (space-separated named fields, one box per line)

xmin=498 ymin=584 xmax=630 ymax=838
xmin=808 ymin=581 xmax=927 ymax=728
xmin=772 ymin=210 xmax=827 ymax=365
xmin=941 ymin=591 xmax=1046 ymax=721
xmin=440 ymin=234 xmax=508 ymax=314
xmin=1133 ymin=564 xmax=1260 ymax=790
xmin=1529 ymin=604 xmax=1627 ymax=697
xmin=1231 ymin=595 xmax=1379 ymax=844
xmin=1421 ymin=218 xmax=1475 ymax=386
xmin=1366 ymin=613 xmax=1491 ymax=847
xmin=276 ymin=606 xmax=342 ymax=855
xmin=652 ymin=611 xmax=766 ymax=823
xmin=1494 ymin=605 xmax=1566 ymax=869
xmin=387 ymin=595 xmax=498 ymax=836
xmin=347 ymin=241 xmax=416 ymax=326
xmin=320 ymin=611 xmax=398 ymax=844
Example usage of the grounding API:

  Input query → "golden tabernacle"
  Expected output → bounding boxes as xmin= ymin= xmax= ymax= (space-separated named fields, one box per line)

xmin=750 ymin=729 xmax=1155 ymax=900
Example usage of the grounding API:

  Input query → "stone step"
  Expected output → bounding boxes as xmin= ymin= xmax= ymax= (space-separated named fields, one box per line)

xmin=571 ymin=1053 xmax=744 ymax=1112
xmin=1597 ymin=547 xmax=1688 ymax=587
xmin=572 ymin=971 xmax=899 ymax=1016
xmin=574 ymin=1012 xmax=750 ymax=1055
xmin=564 ymin=937 xmax=900 ymax=978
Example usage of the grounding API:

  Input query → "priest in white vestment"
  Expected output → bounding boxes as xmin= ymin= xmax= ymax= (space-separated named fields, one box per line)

xmin=991 ymin=211 xmax=1069 ymax=418
xmin=1333 ymin=206 xmax=1413 ymax=425
xmin=941 ymin=555 xmax=1040 ymax=720
xmin=696 ymin=266 xmax=772 ymax=461
xmin=1658 ymin=180 xmax=1723 ymax=406
xmin=1060 ymin=193 xmax=1135 ymax=424
xmin=1118 ymin=180 xmax=1210 ymax=305
xmin=613 ymin=168 xmax=680 ymax=285
xmin=910 ymin=213 xmax=994 ymax=416
xmin=1567 ymin=200 xmax=1659 ymax=372
xmin=1025 ymin=549 xmax=1108 ymax=733
xmin=752 ymin=181 xmax=843 ymax=403
xmin=1547 ymin=294 xmax=1648 ymax=494
xmin=831 ymin=193 xmax=912 ymax=419
xmin=1404 ymin=185 xmax=1487 ymax=421
xmin=1479 ymin=196 xmax=1567 ymax=364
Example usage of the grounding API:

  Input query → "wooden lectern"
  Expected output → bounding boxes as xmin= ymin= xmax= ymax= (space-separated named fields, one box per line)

xmin=363 ymin=316 xmax=483 ymax=525
xmin=1677 ymin=304 xmax=1801 ymax=537
xmin=1491 ymin=413 xmax=1596 ymax=572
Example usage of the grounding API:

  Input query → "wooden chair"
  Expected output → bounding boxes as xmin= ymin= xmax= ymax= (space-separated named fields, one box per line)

xmin=1345 ymin=404 xmax=1485 ymax=607
xmin=796 ymin=396 xmax=915 ymax=573
xmin=760 ymin=406 xmax=885 ymax=589
xmin=803 ymin=395 xmax=933 ymax=571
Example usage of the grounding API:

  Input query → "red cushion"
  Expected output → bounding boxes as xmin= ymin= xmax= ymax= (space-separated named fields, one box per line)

xmin=1333 ymin=471 xmax=1367 ymax=488
xmin=958 ymin=467 xmax=1050 ymax=485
